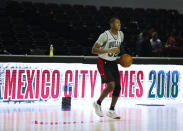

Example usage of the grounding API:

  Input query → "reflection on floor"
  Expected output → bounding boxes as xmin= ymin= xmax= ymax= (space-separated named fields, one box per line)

xmin=0 ymin=100 xmax=182 ymax=131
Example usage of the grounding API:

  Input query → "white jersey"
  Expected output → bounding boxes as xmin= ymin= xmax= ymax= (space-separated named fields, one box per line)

xmin=96 ymin=30 xmax=124 ymax=61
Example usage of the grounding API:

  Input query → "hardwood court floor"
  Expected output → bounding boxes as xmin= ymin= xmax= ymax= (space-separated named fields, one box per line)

xmin=0 ymin=100 xmax=182 ymax=131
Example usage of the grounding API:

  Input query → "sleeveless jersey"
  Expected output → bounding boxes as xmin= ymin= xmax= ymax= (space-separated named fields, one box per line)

xmin=98 ymin=30 xmax=123 ymax=61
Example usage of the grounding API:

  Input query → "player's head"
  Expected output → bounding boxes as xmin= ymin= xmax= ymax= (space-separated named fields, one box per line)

xmin=109 ymin=17 xmax=121 ymax=31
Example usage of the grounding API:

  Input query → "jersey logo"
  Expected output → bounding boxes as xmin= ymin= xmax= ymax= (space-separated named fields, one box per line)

xmin=108 ymin=41 xmax=121 ymax=48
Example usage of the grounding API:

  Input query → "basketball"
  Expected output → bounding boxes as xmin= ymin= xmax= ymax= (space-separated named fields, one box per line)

xmin=120 ymin=54 xmax=133 ymax=68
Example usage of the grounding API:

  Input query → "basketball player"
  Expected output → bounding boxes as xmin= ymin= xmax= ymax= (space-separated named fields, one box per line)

xmin=92 ymin=17 xmax=125 ymax=119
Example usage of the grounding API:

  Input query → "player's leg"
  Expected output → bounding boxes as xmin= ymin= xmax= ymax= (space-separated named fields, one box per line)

xmin=93 ymin=59 xmax=115 ymax=117
xmin=93 ymin=81 xmax=115 ymax=117
xmin=107 ymin=64 xmax=121 ymax=119
xmin=97 ymin=81 xmax=115 ymax=105
xmin=110 ymin=78 xmax=121 ymax=110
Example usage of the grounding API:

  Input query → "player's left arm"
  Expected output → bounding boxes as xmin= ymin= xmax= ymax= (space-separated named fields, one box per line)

xmin=119 ymin=31 xmax=126 ymax=56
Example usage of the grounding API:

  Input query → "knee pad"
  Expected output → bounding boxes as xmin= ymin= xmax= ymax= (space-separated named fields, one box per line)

xmin=112 ymin=84 xmax=121 ymax=97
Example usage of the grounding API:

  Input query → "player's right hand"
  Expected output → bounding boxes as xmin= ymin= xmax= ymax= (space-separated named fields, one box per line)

xmin=108 ymin=48 xmax=120 ymax=54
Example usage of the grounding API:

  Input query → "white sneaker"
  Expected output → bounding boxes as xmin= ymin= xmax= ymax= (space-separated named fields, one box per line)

xmin=107 ymin=110 xmax=120 ymax=119
xmin=93 ymin=101 xmax=104 ymax=117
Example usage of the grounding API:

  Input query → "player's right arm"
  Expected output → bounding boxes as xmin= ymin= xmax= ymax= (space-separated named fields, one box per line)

xmin=92 ymin=43 xmax=109 ymax=54
xmin=92 ymin=33 xmax=120 ymax=55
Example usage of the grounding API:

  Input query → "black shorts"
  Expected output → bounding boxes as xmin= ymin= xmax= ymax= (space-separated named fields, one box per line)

xmin=97 ymin=57 xmax=120 ymax=84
